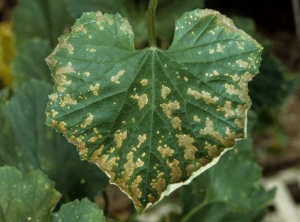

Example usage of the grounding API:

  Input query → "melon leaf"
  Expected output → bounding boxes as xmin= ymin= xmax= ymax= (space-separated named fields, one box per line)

xmin=46 ymin=9 xmax=262 ymax=212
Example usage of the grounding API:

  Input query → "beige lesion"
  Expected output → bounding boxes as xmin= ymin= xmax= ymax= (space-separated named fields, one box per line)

xmin=68 ymin=135 xmax=88 ymax=158
xmin=120 ymin=19 xmax=133 ymax=35
xmin=90 ymin=83 xmax=100 ymax=96
xmin=55 ymin=62 xmax=75 ymax=86
xmin=60 ymin=94 xmax=77 ymax=107
xmin=176 ymin=134 xmax=198 ymax=160
xmin=114 ymin=130 xmax=128 ymax=148
xmin=186 ymin=162 xmax=201 ymax=177
xmin=58 ymin=35 xmax=74 ymax=54
xmin=171 ymin=117 xmax=182 ymax=130
xmin=160 ymin=100 xmax=180 ymax=118
xmin=224 ymin=72 xmax=254 ymax=102
xmin=131 ymin=94 xmax=148 ymax=110
xmin=217 ymin=101 xmax=235 ymax=117
xmin=73 ymin=24 xmax=87 ymax=34
xmin=168 ymin=159 xmax=182 ymax=183
xmin=49 ymin=93 xmax=58 ymax=102
xmin=151 ymin=172 xmax=166 ymax=195
xmin=157 ymin=144 xmax=174 ymax=158
xmin=140 ymin=79 xmax=148 ymax=86
xmin=111 ymin=70 xmax=125 ymax=84
xmin=187 ymin=88 xmax=218 ymax=104
xmin=161 ymin=85 xmax=171 ymax=99
xmin=130 ymin=175 xmax=143 ymax=206
xmin=193 ymin=115 xmax=201 ymax=122
xmin=137 ymin=134 xmax=147 ymax=148
xmin=204 ymin=141 xmax=220 ymax=158
xmin=80 ymin=113 xmax=94 ymax=128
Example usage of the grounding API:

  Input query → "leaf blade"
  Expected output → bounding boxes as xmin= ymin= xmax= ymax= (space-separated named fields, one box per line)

xmin=46 ymin=9 xmax=262 ymax=212
xmin=0 ymin=166 xmax=61 ymax=221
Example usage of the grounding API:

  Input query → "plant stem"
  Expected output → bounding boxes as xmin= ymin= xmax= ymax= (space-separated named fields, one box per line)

xmin=179 ymin=200 xmax=208 ymax=222
xmin=147 ymin=0 xmax=158 ymax=47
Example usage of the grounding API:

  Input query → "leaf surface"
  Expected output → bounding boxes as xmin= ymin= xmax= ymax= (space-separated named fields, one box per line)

xmin=179 ymin=139 xmax=275 ymax=222
xmin=0 ymin=166 xmax=61 ymax=221
xmin=51 ymin=198 xmax=105 ymax=222
xmin=46 ymin=9 xmax=262 ymax=212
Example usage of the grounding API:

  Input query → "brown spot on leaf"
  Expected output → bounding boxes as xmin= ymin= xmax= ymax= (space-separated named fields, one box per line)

xmin=158 ymin=144 xmax=174 ymax=158
xmin=80 ymin=113 xmax=94 ymax=128
xmin=114 ymin=130 xmax=128 ymax=148
xmin=168 ymin=159 xmax=182 ymax=183
xmin=176 ymin=134 xmax=197 ymax=160
xmin=131 ymin=94 xmax=148 ymax=110
xmin=187 ymin=88 xmax=218 ymax=104
xmin=160 ymin=100 xmax=180 ymax=118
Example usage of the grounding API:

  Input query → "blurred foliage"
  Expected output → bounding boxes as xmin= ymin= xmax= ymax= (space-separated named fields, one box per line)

xmin=1 ymin=0 xmax=292 ymax=220
xmin=0 ymin=80 xmax=109 ymax=207
xmin=179 ymin=139 xmax=274 ymax=222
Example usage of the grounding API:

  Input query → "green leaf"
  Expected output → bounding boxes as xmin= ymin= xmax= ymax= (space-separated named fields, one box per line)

xmin=12 ymin=0 xmax=70 ymax=47
xmin=11 ymin=38 xmax=53 ymax=88
xmin=46 ymin=9 xmax=262 ymax=212
xmin=0 ymin=80 xmax=109 ymax=205
xmin=179 ymin=139 xmax=275 ymax=222
xmin=51 ymin=198 xmax=105 ymax=222
xmin=0 ymin=166 xmax=61 ymax=221
xmin=0 ymin=88 xmax=31 ymax=170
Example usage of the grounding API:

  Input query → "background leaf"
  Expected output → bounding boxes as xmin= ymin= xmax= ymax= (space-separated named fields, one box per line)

xmin=46 ymin=9 xmax=262 ymax=212
xmin=51 ymin=198 xmax=105 ymax=222
xmin=12 ymin=0 xmax=70 ymax=47
xmin=0 ymin=80 xmax=109 ymax=206
xmin=0 ymin=166 xmax=61 ymax=222
xmin=179 ymin=139 xmax=275 ymax=222
xmin=11 ymin=38 xmax=53 ymax=88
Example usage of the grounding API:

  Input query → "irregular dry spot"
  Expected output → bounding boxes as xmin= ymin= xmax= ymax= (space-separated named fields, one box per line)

xmin=187 ymin=88 xmax=218 ymax=104
xmin=90 ymin=83 xmax=100 ymax=96
xmin=168 ymin=159 xmax=182 ymax=183
xmin=131 ymin=94 xmax=148 ymax=110
xmin=80 ymin=113 xmax=94 ymax=128
xmin=158 ymin=144 xmax=174 ymax=158
xmin=111 ymin=70 xmax=125 ymax=84
xmin=217 ymin=101 xmax=235 ymax=117
xmin=60 ymin=94 xmax=77 ymax=107
xmin=140 ymin=79 xmax=148 ymax=86
xmin=161 ymin=85 xmax=171 ymax=99
xmin=114 ymin=130 xmax=128 ymax=148
xmin=176 ymin=134 xmax=198 ymax=160
xmin=160 ymin=100 xmax=180 ymax=118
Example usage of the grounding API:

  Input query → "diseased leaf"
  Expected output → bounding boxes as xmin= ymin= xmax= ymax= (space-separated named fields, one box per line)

xmin=0 ymin=166 xmax=61 ymax=221
xmin=11 ymin=38 xmax=53 ymax=88
xmin=51 ymin=198 xmax=105 ymax=222
xmin=65 ymin=0 xmax=148 ymax=48
xmin=179 ymin=139 xmax=275 ymax=222
xmin=46 ymin=9 xmax=262 ymax=212
xmin=12 ymin=0 xmax=70 ymax=47
xmin=0 ymin=80 xmax=109 ymax=205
